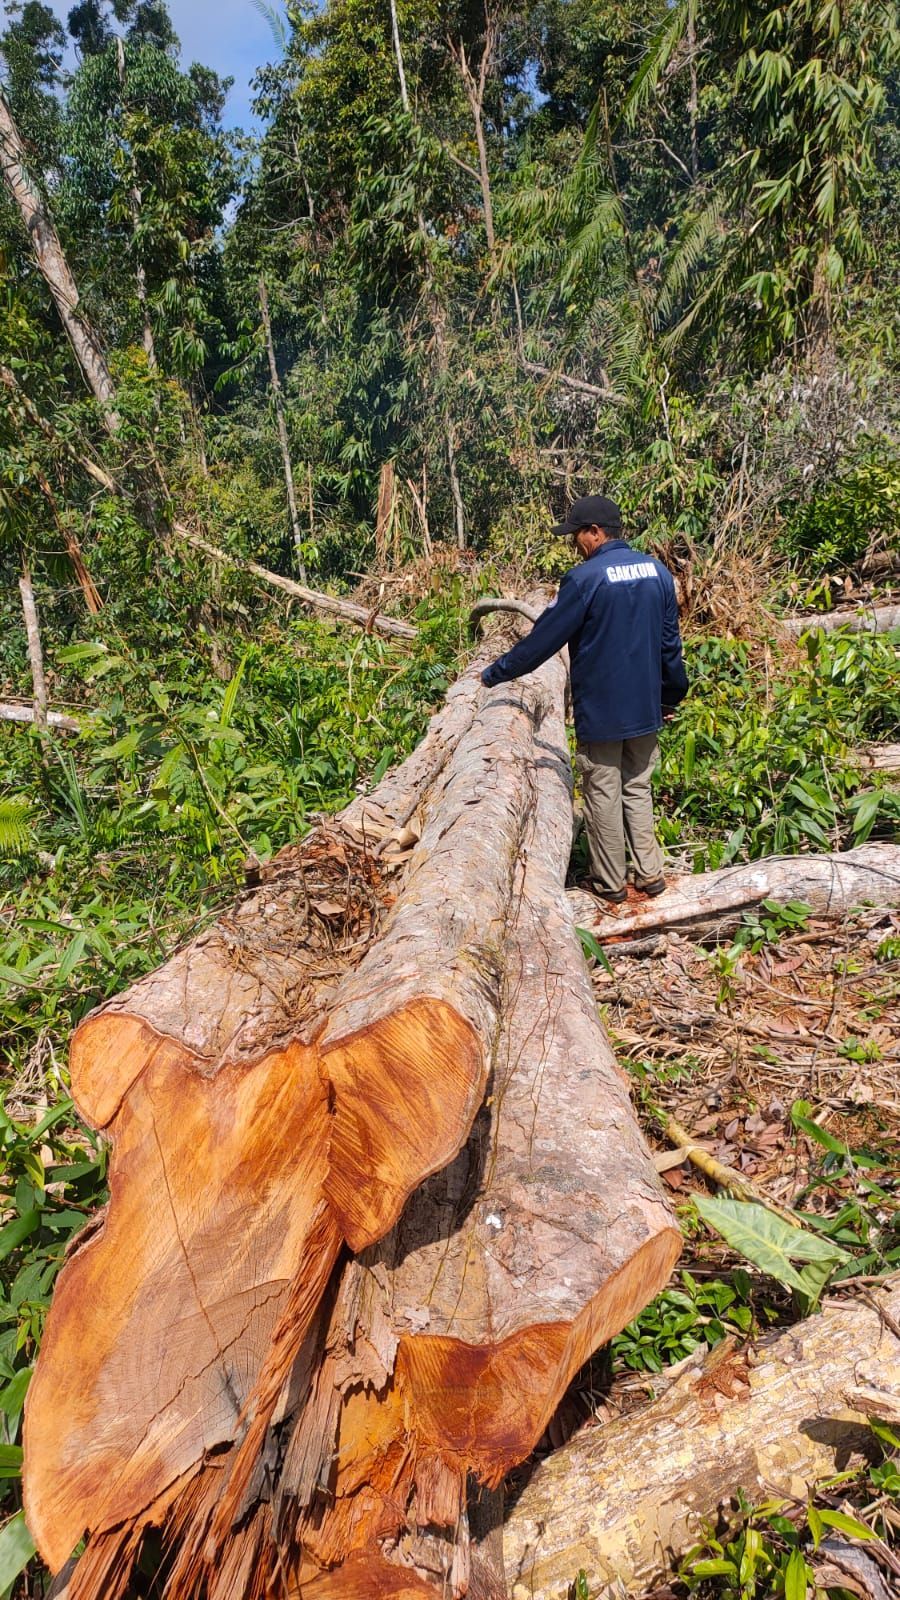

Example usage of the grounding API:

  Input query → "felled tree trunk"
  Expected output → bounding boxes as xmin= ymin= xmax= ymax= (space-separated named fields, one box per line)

xmin=26 ymin=612 xmax=680 ymax=1600
xmin=502 ymin=1283 xmax=900 ymax=1599
xmin=781 ymin=603 xmax=900 ymax=638
xmin=568 ymin=844 xmax=900 ymax=945
xmin=270 ymin=649 xmax=679 ymax=1597
xmin=25 ymin=617 xmax=669 ymax=1600
xmin=174 ymin=525 xmax=418 ymax=641
xmin=23 ymin=664 xmax=489 ymax=1577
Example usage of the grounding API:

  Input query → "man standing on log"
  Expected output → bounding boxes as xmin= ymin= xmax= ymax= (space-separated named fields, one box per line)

xmin=480 ymin=494 xmax=688 ymax=901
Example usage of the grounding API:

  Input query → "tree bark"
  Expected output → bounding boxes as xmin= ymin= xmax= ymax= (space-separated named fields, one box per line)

xmin=0 ymin=87 xmax=117 ymax=429
xmin=173 ymin=525 xmax=417 ymax=639
xmin=26 ymin=622 xmax=669 ymax=1600
xmin=858 ymin=744 xmax=900 ymax=773
xmin=279 ymin=646 xmax=680 ymax=1596
xmin=375 ymin=461 xmax=396 ymax=569
xmin=780 ymin=603 xmax=900 ymax=639
xmin=502 ymin=1282 xmax=900 ymax=1599
xmin=568 ymin=844 xmax=900 ymax=944
xmin=0 ymin=701 xmax=79 ymax=732
xmin=259 ymin=276 xmax=307 ymax=581
xmin=18 ymin=558 xmax=48 ymax=729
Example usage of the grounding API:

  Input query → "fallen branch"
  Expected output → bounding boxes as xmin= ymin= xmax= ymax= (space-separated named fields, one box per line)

xmin=780 ymin=603 xmax=900 ymax=639
xmin=522 ymin=359 xmax=625 ymax=406
xmin=662 ymin=1114 xmax=799 ymax=1224
xmin=858 ymin=744 xmax=900 ymax=774
xmin=568 ymin=844 xmax=900 ymax=943
xmin=469 ymin=596 xmax=540 ymax=633
xmin=173 ymin=525 xmax=419 ymax=641
xmin=0 ymin=701 xmax=79 ymax=732
xmin=503 ymin=1281 xmax=900 ymax=1599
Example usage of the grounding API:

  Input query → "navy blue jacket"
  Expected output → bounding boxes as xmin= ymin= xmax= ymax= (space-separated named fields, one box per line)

xmin=482 ymin=540 xmax=688 ymax=743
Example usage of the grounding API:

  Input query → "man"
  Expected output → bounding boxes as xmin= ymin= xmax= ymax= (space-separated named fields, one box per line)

xmin=480 ymin=494 xmax=688 ymax=902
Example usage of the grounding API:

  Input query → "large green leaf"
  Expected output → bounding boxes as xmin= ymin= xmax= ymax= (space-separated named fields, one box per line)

xmin=0 ymin=1511 xmax=35 ymax=1596
xmin=694 ymin=1197 xmax=849 ymax=1297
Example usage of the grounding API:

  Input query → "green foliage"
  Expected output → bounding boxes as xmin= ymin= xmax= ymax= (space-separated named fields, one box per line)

xmin=781 ymin=457 xmax=900 ymax=573
xmin=680 ymin=1452 xmax=899 ymax=1600
xmin=612 ymin=1269 xmax=757 ymax=1374
xmin=693 ymin=1197 xmax=850 ymax=1306
xmin=658 ymin=632 xmax=900 ymax=864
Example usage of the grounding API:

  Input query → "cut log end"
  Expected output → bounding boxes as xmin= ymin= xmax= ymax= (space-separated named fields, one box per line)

xmin=398 ymin=1225 xmax=682 ymax=1483
xmin=322 ymin=997 xmax=484 ymax=1251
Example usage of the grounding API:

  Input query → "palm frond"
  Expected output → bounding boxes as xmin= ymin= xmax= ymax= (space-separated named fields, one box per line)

xmin=619 ymin=1 xmax=690 ymax=130
xmin=249 ymin=0 xmax=289 ymax=53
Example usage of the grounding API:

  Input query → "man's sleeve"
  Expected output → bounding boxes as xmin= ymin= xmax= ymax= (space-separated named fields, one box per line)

xmin=660 ymin=571 xmax=689 ymax=707
xmin=481 ymin=573 xmax=587 ymax=686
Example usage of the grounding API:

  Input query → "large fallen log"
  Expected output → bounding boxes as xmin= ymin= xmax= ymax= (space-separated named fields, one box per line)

xmin=568 ymin=843 xmax=900 ymax=944
xmin=26 ymin=611 xmax=680 ymax=1600
xmin=502 ymin=1281 xmax=900 ymax=1599
xmin=780 ymin=602 xmax=900 ymax=638
xmin=25 ymin=615 xmax=675 ymax=1600
xmin=23 ymin=675 xmax=486 ymax=1579
xmin=175 ymin=525 xmax=419 ymax=641
xmin=265 ymin=648 xmax=679 ymax=1597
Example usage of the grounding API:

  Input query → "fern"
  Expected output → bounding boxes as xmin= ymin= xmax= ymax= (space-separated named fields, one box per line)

xmin=0 ymin=800 xmax=34 ymax=856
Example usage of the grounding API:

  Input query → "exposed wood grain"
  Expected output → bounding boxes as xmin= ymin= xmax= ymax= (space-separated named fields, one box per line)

xmin=277 ymin=648 xmax=679 ymax=1595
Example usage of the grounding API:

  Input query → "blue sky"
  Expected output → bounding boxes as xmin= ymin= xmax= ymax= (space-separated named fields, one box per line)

xmin=45 ymin=0 xmax=286 ymax=130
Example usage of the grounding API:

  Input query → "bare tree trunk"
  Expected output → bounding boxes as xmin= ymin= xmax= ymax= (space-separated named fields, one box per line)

xmin=686 ymin=2 xmax=699 ymax=182
xmin=389 ymin=0 xmax=411 ymax=112
xmin=375 ymin=461 xmax=395 ymax=569
xmin=451 ymin=15 xmax=499 ymax=255
xmin=258 ymin=276 xmax=307 ymax=581
xmin=19 ymin=557 xmax=48 ymax=730
xmin=0 ymin=87 xmax=117 ymax=430
xmin=446 ymin=418 xmax=466 ymax=549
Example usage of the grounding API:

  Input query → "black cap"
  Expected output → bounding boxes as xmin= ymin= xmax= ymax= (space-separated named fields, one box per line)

xmin=552 ymin=494 xmax=622 ymax=538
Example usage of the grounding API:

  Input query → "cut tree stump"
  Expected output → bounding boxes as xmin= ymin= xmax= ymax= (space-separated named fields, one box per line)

xmin=568 ymin=843 xmax=900 ymax=944
xmin=502 ymin=1281 xmax=900 ymax=1599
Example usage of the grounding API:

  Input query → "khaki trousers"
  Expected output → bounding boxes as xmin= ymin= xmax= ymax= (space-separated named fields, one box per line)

xmin=576 ymin=734 xmax=664 ymax=892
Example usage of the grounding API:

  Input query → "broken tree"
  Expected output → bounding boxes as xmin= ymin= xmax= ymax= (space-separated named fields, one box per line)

xmin=24 ymin=613 xmax=679 ymax=1600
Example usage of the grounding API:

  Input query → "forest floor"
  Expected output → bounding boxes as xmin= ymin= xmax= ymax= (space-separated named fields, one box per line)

xmin=521 ymin=896 xmax=900 ymax=1595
